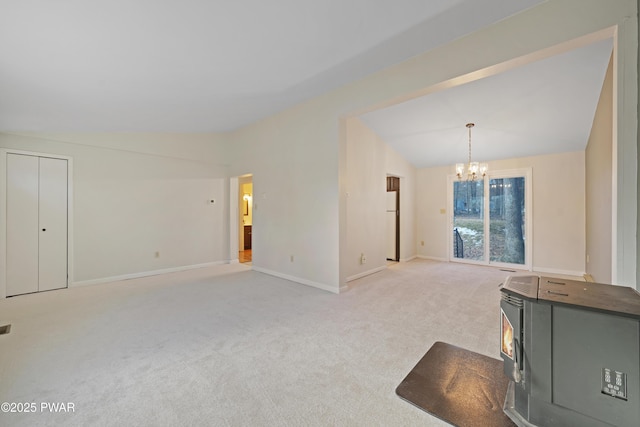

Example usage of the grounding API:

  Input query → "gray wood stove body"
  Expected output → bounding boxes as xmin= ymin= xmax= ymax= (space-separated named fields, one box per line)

xmin=499 ymin=275 xmax=640 ymax=427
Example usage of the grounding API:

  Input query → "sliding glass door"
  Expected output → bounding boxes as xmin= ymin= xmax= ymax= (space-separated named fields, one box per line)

xmin=453 ymin=180 xmax=485 ymax=261
xmin=489 ymin=177 xmax=525 ymax=265
xmin=450 ymin=169 xmax=531 ymax=269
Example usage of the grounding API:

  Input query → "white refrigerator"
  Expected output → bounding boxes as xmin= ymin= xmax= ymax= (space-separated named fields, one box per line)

xmin=386 ymin=191 xmax=397 ymax=260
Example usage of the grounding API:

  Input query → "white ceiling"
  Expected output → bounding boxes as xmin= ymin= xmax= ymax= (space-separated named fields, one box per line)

xmin=359 ymin=38 xmax=613 ymax=168
xmin=0 ymin=0 xmax=544 ymax=132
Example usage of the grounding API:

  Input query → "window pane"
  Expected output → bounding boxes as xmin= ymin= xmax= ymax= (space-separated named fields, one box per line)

xmin=489 ymin=177 xmax=525 ymax=264
xmin=453 ymin=180 xmax=484 ymax=261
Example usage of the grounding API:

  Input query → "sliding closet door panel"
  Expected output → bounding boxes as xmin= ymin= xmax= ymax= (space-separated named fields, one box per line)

xmin=6 ymin=154 xmax=40 ymax=296
xmin=38 ymin=157 xmax=68 ymax=292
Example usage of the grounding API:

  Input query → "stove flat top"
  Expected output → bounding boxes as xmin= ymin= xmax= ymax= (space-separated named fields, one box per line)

xmin=501 ymin=275 xmax=640 ymax=319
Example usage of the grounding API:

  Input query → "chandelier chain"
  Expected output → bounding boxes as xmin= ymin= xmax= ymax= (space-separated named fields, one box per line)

xmin=468 ymin=123 xmax=473 ymax=165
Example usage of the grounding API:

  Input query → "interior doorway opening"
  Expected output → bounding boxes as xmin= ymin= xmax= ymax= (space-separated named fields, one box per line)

xmin=238 ymin=175 xmax=253 ymax=264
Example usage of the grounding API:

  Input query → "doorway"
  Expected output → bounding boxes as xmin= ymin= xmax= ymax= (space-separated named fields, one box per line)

xmin=238 ymin=175 xmax=253 ymax=263
xmin=386 ymin=176 xmax=400 ymax=262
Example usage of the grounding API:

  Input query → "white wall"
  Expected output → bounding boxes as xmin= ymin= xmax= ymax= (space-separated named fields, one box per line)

xmin=226 ymin=0 xmax=636 ymax=291
xmin=225 ymin=106 xmax=342 ymax=293
xmin=527 ymin=152 xmax=586 ymax=275
xmin=416 ymin=166 xmax=451 ymax=261
xmin=385 ymin=137 xmax=417 ymax=263
xmin=344 ymin=117 xmax=386 ymax=281
xmin=586 ymin=55 xmax=614 ymax=283
xmin=1 ymin=0 xmax=636 ymax=294
xmin=0 ymin=133 xmax=228 ymax=293
xmin=416 ymin=151 xmax=586 ymax=276
xmin=11 ymin=132 xmax=227 ymax=163
xmin=340 ymin=118 xmax=417 ymax=282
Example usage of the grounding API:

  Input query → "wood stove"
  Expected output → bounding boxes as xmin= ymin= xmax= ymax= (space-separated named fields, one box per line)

xmin=499 ymin=275 xmax=640 ymax=427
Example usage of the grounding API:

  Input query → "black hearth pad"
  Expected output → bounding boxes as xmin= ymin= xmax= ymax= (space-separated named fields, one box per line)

xmin=396 ymin=342 xmax=515 ymax=427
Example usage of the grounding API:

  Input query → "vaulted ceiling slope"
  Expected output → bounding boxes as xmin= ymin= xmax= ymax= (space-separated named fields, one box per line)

xmin=0 ymin=0 xmax=543 ymax=132
xmin=359 ymin=38 xmax=614 ymax=168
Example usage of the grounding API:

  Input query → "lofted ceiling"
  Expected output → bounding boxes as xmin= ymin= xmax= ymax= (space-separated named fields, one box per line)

xmin=0 ymin=1 xmax=612 ymax=169
xmin=359 ymin=38 xmax=614 ymax=168
xmin=0 ymin=0 xmax=544 ymax=132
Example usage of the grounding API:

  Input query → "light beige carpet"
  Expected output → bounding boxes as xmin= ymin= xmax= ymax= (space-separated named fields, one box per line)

xmin=0 ymin=260 xmax=513 ymax=426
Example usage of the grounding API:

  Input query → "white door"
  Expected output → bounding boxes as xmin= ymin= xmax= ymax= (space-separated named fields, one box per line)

xmin=6 ymin=154 xmax=68 ymax=296
xmin=6 ymin=154 xmax=40 ymax=296
xmin=38 ymin=157 xmax=68 ymax=291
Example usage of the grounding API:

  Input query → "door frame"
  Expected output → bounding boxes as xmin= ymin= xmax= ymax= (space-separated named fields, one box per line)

xmin=0 ymin=149 xmax=74 ymax=298
xmin=228 ymin=176 xmax=239 ymax=263
xmin=229 ymin=173 xmax=253 ymax=264
xmin=447 ymin=168 xmax=532 ymax=271
xmin=238 ymin=174 xmax=253 ymax=257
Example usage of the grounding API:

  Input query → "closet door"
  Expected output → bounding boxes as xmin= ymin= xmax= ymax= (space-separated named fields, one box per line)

xmin=6 ymin=154 xmax=68 ymax=296
xmin=6 ymin=154 xmax=40 ymax=296
xmin=38 ymin=157 xmax=68 ymax=292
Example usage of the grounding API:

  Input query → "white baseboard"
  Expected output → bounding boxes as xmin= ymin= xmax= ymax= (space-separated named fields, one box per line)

xmin=346 ymin=266 xmax=386 ymax=282
xmin=532 ymin=267 xmax=585 ymax=279
xmin=399 ymin=255 xmax=417 ymax=263
xmin=417 ymin=255 xmax=448 ymax=262
xmin=251 ymin=266 xmax=339 ymax=294
xmin=414 ymin=257 xmax=584 ymax=279
xmin=71 ymin=261 xmax=228 ymax=287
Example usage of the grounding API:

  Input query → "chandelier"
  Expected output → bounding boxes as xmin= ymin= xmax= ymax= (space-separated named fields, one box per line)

xmin=456 ymin=123 xmax=488 ymax=181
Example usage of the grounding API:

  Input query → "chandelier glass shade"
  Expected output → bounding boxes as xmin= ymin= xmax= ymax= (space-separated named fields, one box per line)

xmin=456 ymin=123 xmax=487 ymax=181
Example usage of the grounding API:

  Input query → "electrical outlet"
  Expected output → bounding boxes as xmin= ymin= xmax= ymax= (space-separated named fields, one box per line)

xmin=155 ymin=251 xmax=160 ymax=258
xmin=421 ymin=240 xmax=425 ymax=246
xmin=290 ymin=255 xmax=294 ymax=262
xmin=360 ymin=253 xmax=367 ymax=264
